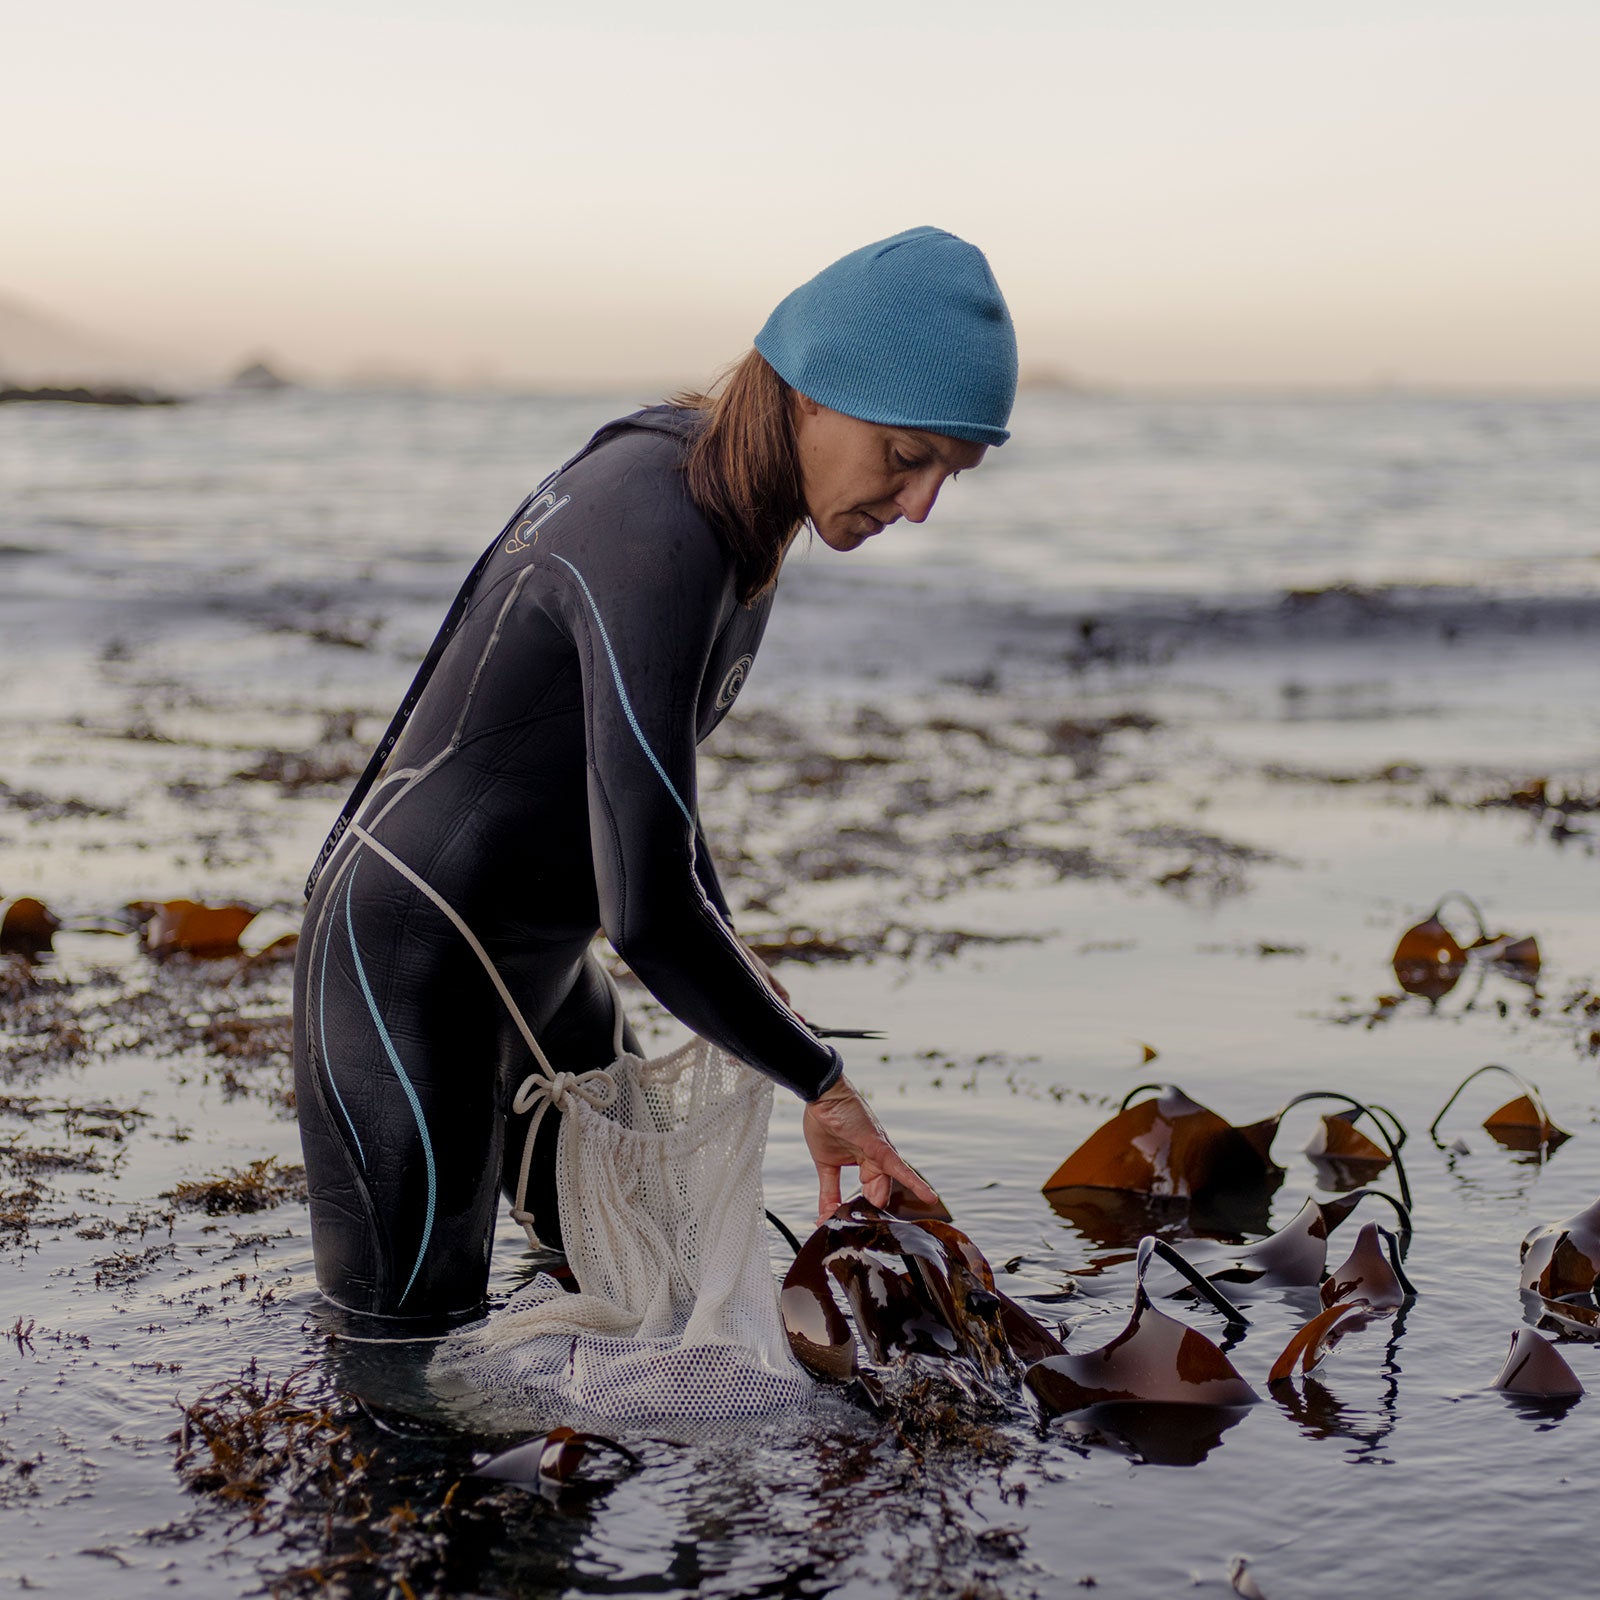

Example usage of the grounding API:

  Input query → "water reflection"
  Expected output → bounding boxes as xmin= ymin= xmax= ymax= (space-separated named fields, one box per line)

xmin=1045 ymin=1183 xmax=1277 ymax=1251
xmin=1272 ymin=1304 xmax=1411 ymax=1462
xmin=1048 ymin=1401 xmax=1253 ymax=1466
xmin=1497 ymin=1394 xmax=1582 ymax=1429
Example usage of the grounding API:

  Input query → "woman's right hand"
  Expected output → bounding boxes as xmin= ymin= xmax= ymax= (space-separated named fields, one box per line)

xmin=802 ymin=1075 xmax=939 ymax=1227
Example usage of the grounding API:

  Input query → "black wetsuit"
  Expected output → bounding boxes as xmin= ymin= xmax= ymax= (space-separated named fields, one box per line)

xmin=292 ymin=409 xmax=841 ymax=1324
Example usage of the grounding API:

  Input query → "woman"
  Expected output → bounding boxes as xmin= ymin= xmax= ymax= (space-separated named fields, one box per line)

xmin=293 ymin=226 xmax=1018 ymax=1326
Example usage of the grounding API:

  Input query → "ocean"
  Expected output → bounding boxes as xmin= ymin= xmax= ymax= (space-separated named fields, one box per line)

xmin=2 ymin=386 xmax=1599 ymax=1599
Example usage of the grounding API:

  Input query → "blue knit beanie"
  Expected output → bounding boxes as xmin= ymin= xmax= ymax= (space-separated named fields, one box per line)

xmin=754 ymin=226 xmax=1018 ymax=447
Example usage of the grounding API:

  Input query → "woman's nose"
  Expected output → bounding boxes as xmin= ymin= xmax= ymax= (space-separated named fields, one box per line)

xmin=896 ymin=473 xmax=943 ymax=524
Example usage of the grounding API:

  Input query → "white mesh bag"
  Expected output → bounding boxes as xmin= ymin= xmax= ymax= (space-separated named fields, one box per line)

xmin=352 ymin=826 xmax=812 ymax=1429
xmin=429 ymin=1025 xmax=815 ymax=1430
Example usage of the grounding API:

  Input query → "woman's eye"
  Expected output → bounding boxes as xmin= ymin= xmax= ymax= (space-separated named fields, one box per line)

xmin=892 ymin=452 xmax=925 ymax=472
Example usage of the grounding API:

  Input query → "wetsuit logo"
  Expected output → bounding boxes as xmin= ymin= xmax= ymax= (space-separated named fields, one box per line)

xmin=715 ymin=655 xmax=753 ymax=710
xmin=504 ymin=491 xmax=572 ymax=554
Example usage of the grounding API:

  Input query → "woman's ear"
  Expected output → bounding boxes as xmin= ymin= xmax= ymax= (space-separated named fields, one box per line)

xmin=792 ymin=390 xmax=822 ymax=419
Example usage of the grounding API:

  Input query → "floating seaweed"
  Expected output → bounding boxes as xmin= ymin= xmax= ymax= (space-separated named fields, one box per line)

xmin=1520 ymin=1196 xmax=1600 ymax=1299
xmin=1318 ymin=1222 xmax=1414 ymax=1311
xmin=1024 ymin=1238 xmax=1255 ymax=1463
xmin=1269 ymin=1302 xmax=1374 ymax=1385
xmin=1042 ymin=1084 xmax=1410 ymax=1218
xmin=1303 ymin=1108 xmax=1392 ymax=1190
xmin=134 ymin=898 xmax=259 ymax=959
xmin=1490 ymin=1329 xmax=1584 ymax=1400
xmin=162 ymin=1158 xmax=307 ymax=1216
xmin=475 ymin=1425 xmax=640 ymax=1489
xmin=1268 ymin=1223 xmax=1414 ymax=1386
xmin=1041 ymin=1084 xmax=1279 ymax=1201
xmin=1391 ymin=892 xmax=1541 ymax=1001
xmin=1429 ymin=1064 xmax=1569 ymax=1157
xmin=1161 ymin=1189 xmax=1412 ymax=1293
xmin=0 ymin=895 xmax=60 ymax=958
xmin=780 ymin=1197 xmax=1062 ymax=1385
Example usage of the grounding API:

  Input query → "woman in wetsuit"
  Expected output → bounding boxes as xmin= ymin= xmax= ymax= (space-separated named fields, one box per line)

xmin=293 ymin=226 xmax=1018 ymax=1325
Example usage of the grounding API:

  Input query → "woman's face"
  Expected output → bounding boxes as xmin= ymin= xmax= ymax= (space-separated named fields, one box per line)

xmin=791 ymin=392 xmax=987 ymax=552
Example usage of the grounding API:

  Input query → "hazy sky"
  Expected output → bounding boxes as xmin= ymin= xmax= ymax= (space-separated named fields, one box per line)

xmin=6 ymin=0 xmax=1598 ymax=387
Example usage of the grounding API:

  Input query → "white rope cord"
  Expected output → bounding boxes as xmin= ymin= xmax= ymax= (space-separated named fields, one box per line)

xmin=348 ymin=823 xmax=623 ymax=1248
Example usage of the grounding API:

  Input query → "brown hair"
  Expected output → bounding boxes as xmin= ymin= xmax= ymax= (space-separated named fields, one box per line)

xmin=672 ymin=350 xmax=809 ymax=603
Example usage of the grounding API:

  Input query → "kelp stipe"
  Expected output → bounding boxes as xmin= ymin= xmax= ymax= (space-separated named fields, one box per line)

xmin=1135 ymin=1236 xmax=1252 ymax=1326
xmin=1258 ymin=1091 xmax=1413 ymax=1212
xmin=1429 ymin=1064 xmax=1569 ymax=1157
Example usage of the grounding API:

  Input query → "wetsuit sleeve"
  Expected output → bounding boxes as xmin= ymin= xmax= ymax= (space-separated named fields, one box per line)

xmin=692 ymin=814 xmax=733 ymax=922
xmin=539 ymin=531 xmax=842 ymax=1102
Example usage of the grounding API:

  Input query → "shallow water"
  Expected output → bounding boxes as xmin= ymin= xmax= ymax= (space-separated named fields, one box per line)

xmin=2 ymin=389 xmax=1599 ymax=1597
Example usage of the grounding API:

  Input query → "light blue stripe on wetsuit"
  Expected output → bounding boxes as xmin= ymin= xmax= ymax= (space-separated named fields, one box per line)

xmin=316 ymin=881 xmax=367 ymax=1168
xmin=342 ymin=859 xmax=437 ymax=1306
xmin=551 ymin=552 xmax=695 ymax=829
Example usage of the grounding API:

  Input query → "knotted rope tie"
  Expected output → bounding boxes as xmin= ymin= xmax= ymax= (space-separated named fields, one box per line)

xmin=510 ymin=1065 xmax=619 ymax=1250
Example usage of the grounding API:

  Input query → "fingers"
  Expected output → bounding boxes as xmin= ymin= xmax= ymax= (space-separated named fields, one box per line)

xmin=815 ymin=1161 xmax=843 ymax=1227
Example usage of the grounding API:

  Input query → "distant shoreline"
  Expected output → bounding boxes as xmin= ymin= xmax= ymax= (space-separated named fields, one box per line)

xmin=0 ymin=383 xmax=178 ymax=407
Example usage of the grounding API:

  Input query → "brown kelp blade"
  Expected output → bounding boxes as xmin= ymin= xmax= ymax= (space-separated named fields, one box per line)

xmin=1483 ymin=1096 xmax=1570 ymax=1153
xmin=1321 ymin=1223 xmax=1414 ymax=1311
xmin=1392 ymin=910 xmax=1467 ymax=999
xmin=475 ymin=1425 xmax=640 ymax=1487
xmin=993 ymin=1289 xmax=1066 ymax=1362
xmin=1026 ymin=1300 xmax=1257 ymax=1414
xmin=882 ymin=1174 xmax=953 ymax=1222
xmin=828 ymin=1243 xmax=959 ymax=1366
xmin=1431 ymin=1063 xmax=1568 ymax=1154
xmin=1520 ymin=1196 xmax=1600 ymax=1297
xmin=1476 ymin=933 xmax=1542 ymax=978
xmin=1165 ymin=1197 xmax=1332 ymax=1290
xmin=1042 ymin=1084 xmax=1282 ymax=1199
xmin=900 ymin=1214 xmax=1064 ymax=1360
xmin=1163 ymin=1190 xmax=1412 ymax=1296
xmin=1025 ymin=1237 xmax=1256 ymax=1415
xmin=1271 ymin=1220 xmax=1413 ymax=1385
xmin=1269 ymin=1301 xmax=1374 ymax=1385
xmin=1304 ymin=1108 xmax=1393 ymax=1192
xmin=1305 ymin=1108 xmax=1390 ymax=1167
xmin=884 ymin=1208 xmax=1049 ymax=1375
xmin=784 ymin=1198 xmax=1054 ymax=1378
xmin=0 ymin=896 xmax=60 ymax=958
xmin=780 ymin=1215 xmax=860 ymax=1380
xmin=1393 ymin=894 xmax=1541 ymax=998
xmin=135 ymin=899 xmax=258 ymax=958
xmin=1533 ymin=1296 xmax=1600 ymax=1340
xmin=1490 ymin=1328 xmax=1584 ymax=1399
